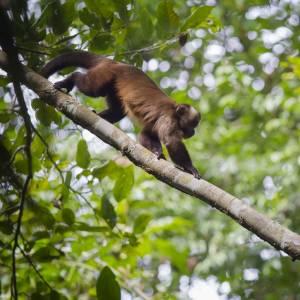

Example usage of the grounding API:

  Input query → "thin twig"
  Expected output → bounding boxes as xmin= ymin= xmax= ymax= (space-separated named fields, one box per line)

xmin=53 ymin=29 xmax=88 ymax=46
xmin=0 ymin=205 xmax=20 ymax=217
xmin=30 ymin=0 xmax=56 ymax=29
xmin=108 ymin=36 xmax=179 ymax=57
xmin=7 ymin=145 xmax=25 ymax=167
xmin=17 ymin=245 xmax=54 ymax=291
xmin=10 ymin=74 xmax=32 ymax=300
xmin=11 ymin=94 xmax=32 ymax=300
xmin=17 ymin=46 xmax=50 ymax=56
xmin=31 ymin=124 xmax=97 ymax=214
xmin=31 ymin=125 xmax=65 ymax=183
xmin=62 ymin=260 xmax=151 ymax=300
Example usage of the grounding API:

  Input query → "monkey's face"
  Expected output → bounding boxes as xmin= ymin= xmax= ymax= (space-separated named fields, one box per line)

xmin=176 ymin=104 xmax=201 ymax=139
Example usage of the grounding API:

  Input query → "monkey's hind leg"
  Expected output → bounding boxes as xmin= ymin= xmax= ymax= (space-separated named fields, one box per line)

xmin=139 ymin=131 xmax=165 ymax=159
xmin=54 ymin=71 xmax=100 ymax=97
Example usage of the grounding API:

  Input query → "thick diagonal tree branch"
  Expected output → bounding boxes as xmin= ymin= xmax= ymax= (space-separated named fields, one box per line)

xmin=0 ymin=51 xmax=300 ymax=260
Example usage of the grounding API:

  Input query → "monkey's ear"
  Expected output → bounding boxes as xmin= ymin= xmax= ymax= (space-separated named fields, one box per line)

xmin=176 ymin=104 xmax=188 ymax=116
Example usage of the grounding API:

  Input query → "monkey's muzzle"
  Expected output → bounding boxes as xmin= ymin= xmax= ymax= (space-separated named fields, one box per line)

xmin=183 ymin=128 xmax=195 ymax=138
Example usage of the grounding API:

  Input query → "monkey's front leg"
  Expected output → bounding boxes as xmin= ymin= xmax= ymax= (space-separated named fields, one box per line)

xmin=98 ymin=109 xmax=125 ymax=124
xmin=165 ymin=139 xmax=200 ymax=179
xmin=139 ymin=131 xmax=165 ymax=159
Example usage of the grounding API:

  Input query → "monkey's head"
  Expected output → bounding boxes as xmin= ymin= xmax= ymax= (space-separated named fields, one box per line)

xmin=176 ymin=104 xmax=201 ymax=139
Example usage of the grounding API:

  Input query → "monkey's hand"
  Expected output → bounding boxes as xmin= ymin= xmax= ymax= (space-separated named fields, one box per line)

xmin=165 ymin=140 xmax=201 ymax=179
xmin=54 ymin=82 xmax=69 ymax=94
xmin=185 ymin=166 xmax=201 ymax=179
xmin=54 ymin=80 xmax=73 ymax=94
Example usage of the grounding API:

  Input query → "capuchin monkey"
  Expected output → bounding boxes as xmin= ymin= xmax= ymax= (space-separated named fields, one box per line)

xmin=41 ymin=51 xmax=201 ymax=178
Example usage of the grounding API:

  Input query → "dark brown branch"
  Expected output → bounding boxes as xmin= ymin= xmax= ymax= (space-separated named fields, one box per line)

xmin=0 ymin=9 xmax=33 ymax=300
xmin=17 ymin=245 xmax=53 ymax=291
xmin=17 ymin=46 xmax=50 ymax=56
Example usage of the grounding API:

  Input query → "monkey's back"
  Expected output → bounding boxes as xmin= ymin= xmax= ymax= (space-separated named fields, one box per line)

xmin=113 ymin=63 xmax=176 ymax=126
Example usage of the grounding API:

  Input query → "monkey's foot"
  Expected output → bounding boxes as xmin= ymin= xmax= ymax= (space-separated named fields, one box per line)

xmin=156 ymin=153 xmax=166 ymax=160
xmin=190 ymin=167 xmax=201 ymax=179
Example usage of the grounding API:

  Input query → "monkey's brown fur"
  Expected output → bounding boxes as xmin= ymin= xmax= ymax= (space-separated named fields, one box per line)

xmin=41 ymin=51 xmax=201 ymax=178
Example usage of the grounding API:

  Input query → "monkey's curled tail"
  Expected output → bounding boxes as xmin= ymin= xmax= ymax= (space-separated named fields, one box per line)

xmin=40 ymin=51 xmax=102 ymax=78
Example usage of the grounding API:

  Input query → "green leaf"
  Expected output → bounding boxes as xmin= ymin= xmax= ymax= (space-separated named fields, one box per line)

xmin=33 ymin=99 xmax=62 ymax=126
xmin=181 ymin=6 xmax=213 ymax=31
xmin=62 ymin=171 xmax=72 ymax=201
xmin=0 ymin=75 xmax=10 ymax=86
xmin=113 ymin=166 xmax=134 ymax=201
xmin=28 ymin=202 xmax=56 ymax=229
xmin=101 ymin=197 xmax=117 ymax=229
xmin=136 ymin=6 xmax=153 ymax=38
xmin=38 ymin=211 xmax=56 ymax=229
xmin=93 ymin=161 xmax=121 ymax=180
xmin=147 ymin=217 xmax=193 ymax=234
xmin=157 ymin=0 xmax=180 ymax=39
xmin=32 ymin=246 xmax=62 ymax=262
xmin=79 ymin=8 xmax=102 ymax=28
xmin=0 ymin=113 xmax=13 ymax=123
xmin=112 ymin=0 xmax=129 ymax=23
xmin=155 ymin=239 xmax=189 ymax=273
xmin=31 ymin=136 xmax=44 ymax=158
xmin=14 ymin=153 xmax=28 ymax=174
xmin=85 ymin=0 xmax=113 ymax=17
xmin=46 ymin=1 xmax=75 ymax=35
xmin=73 ymin=223 xmax=108 ymax=232
xmin=65 ymin=171 xmax=72 ymax=186
xmin=0 ymin=220 xmax=14 ymax=235
xmin=54 ymin=224 xmax=70 ymax=234
xmin=32 ymin=230 xmax=51 ymax=242
xmin=96 ymin=266 xmax=120 ymax=300
xmin=30 ymin=292 xmax=44 ymax=300
xmin=76 ymin=139 xmax=90 ymax=169
xmin=133 ymin=213 xmax=152 ymax=234
xmin=124 ymin=232 xmax=139 ymax=247
xmin=49 ymin=290 xmax=68 ymax=300
xmin=62 ymin=208 xmax=75 ymax=225
xmin=90 ymin=33 xmax=115 ymax=52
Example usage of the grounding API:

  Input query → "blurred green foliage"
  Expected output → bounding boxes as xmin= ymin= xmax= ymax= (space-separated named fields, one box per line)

xmin=0 ymin=0 xmax=300 ymax=299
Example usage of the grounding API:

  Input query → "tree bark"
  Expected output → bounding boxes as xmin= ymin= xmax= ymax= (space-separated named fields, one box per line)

xmin=1 ymin=51 xmax=299 ymax=260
